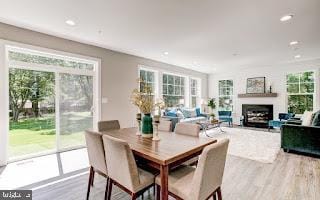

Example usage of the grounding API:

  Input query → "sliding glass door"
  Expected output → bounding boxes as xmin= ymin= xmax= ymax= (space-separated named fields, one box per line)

xmin=59 ymin=74 xmax=93 ymax=149
xmin=9 ymin=68 xmax=56 ymax=158
xmin=6 ymin=46 xmax=99 ymax=161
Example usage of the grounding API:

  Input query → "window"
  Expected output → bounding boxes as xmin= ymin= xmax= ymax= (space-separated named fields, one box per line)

xmin=139 ymin=69 xmax=155 ymax=94
xmin=6 ymin=47 xmax=98 ymax=160
xmin=190 ymin=78 xmax=199 ymax=108
xmin=218 ymin=80 xmax=233 ymax=111
xmin=9 ymin=51 xmax=94 ymax=70
xmin=287 ymin=71 xmax=314 ymax=114
xmin=162 ymin=74 xmax=185 ymax=107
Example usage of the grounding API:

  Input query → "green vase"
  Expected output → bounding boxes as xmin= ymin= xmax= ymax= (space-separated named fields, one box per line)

xmin=142 ymin=113 xmax=153 ymax=137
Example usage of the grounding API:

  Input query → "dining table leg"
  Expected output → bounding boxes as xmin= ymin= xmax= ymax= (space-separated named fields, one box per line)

xmin=160 ymin=164 xmax=169 ymax=200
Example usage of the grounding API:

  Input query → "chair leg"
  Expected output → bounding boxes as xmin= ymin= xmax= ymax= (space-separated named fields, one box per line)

xmin=213 ymin=192 xmax=217 ymax=200
xmin=217 ymin=187 xmax=222 ymax=200
xmin=107 ymin=179 xmax=113 ymax=200
xmin=131 ymin=193 xmax=137 ymax=200
xmin=86 ymin=166 xmax=94 ymax=200
xmin=91 ymin=170 xmax=95 ymax=186
xmin=104 ymin=178 xmax=109 ymax=200
xmin=156 ymin=184 xmax=160 ymax=200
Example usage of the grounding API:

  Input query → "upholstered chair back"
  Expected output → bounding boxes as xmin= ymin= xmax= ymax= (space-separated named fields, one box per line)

xmin=102 ymin=135 xmax=140 ymax=191
xmin=98 ymin=120 xmax=120 ymax=132
xmin=190 ymin=139 xmax=229 ymax=200
xmin=174 ymin=123 xmax=200 ymax=137
xmin=218 ymin=111 xmax=232 ymax=117
xmin=84 ymin=130 xmax=107 ymax=175
xmin=158 ymin=119 xmax=172 ymax=132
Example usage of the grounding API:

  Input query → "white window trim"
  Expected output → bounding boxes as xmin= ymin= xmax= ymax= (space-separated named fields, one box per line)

xmin=138 ymin=66 xmax=159 ymax=99
xmin=190 ymin=77 xmax=202 ymax=108
xmin=0 ymin=39 xmax=101 ymax=166
xmin=162 ymin=72 xmax=188 ymax=107
xmin=137 ymin=65 xmax=202 ymax=108
xmin=218 ymin=80 xmax=234 ymax=111
xmin=286 ymin=70 xmax=316 ymax=113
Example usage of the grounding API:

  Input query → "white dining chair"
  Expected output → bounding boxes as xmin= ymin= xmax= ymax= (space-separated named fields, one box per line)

xmin=174 ymin=122 xmax=200 ymax=137
xmin=155 ymin=139 xmax=229 ymax=200
xmin=174 ymin=123 xmax=201 ymax=165
xmin=102 ymin=135 xmax=155 ymax=200
xmin=98 ymin=120 xmax=120 ymax=132
xmin=84 ymin=130 xmax=108 ymax=200
xmin=158 ymin=119 xmax=172 ymax=132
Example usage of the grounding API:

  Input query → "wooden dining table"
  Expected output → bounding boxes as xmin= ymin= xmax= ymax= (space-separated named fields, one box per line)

xmin=102 ymin=127 xmax=217 ymax=200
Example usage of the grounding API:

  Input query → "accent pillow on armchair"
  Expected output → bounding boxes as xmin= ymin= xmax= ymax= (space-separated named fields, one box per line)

xmin=301 ymin=111 xmax=313 ymax=126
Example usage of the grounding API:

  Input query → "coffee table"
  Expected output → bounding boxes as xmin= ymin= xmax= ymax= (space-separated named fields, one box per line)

xmin=197 ymin=120 xmax=226 ymax=137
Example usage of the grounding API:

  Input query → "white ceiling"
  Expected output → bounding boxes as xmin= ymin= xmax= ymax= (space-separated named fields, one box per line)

xmin=0 ymin=0 xmax=319 ymax=73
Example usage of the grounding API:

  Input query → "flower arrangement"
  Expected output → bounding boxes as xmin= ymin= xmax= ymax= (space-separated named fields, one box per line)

xmin=130 ymin=79 xmax=154 ymax=114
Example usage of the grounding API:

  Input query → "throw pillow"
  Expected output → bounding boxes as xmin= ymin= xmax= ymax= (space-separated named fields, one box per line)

xmin=182 ymin=109 xmax=191 ymax=118
xmin=166 ymin=108 xmax=177 ymax=117
xmin=190 ymin=108 xmax=197 ymax=118
xmin=176 ymin=110 xmax=185 ymax=119
xmin=182 ymin=108 xmax=197 ymax=118
xmin=312 ymin=110 xmax=320 ymax=126
xmin=301 ymin=111 xmax=313 ymax=126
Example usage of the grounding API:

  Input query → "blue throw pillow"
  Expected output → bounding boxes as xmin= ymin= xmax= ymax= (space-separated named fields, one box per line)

xmin=166 ymin=109 xmax=177 ymax=117
xmin=196 ymin=108 xmax=201 ymax=117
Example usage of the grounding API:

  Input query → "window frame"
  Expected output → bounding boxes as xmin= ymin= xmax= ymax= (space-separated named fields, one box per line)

xmin=286 ymin=71 xmax=316 ymax=114
xmin=138 ymin=66 xmax=159 ymax=99
xmin=137 ymin=66 xmax=202 ymax=108
xmin=162 ymin=73 xmax=187 ymax=107
xmin=0 ymin=39 xmax=101 ymax=165
xmin=190 ymin=77 xmax=201 ymax=108
xmin=218 ymin=79 xmax=234 ymax=111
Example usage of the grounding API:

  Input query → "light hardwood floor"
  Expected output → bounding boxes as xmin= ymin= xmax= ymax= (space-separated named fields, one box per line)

xmin=32 ymin=151 xmax=320 ymax=200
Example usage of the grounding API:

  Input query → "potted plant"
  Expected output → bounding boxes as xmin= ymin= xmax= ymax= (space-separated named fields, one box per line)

xmin=131 ymin=79 xmax=154 ymax=137
xmin=208 ymin=98 xmax=216 ymax=122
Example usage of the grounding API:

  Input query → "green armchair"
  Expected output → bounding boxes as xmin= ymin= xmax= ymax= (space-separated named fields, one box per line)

xmin=281 ymin=124 xmax=320 ymax=156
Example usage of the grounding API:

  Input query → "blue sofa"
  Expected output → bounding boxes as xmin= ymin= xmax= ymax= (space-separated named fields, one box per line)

xmin=162 ymin=107 xmax=207 ymax=131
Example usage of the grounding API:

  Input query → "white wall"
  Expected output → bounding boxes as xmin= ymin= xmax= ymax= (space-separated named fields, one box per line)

xmin=209 ymin=60 xmax=320 ymax=125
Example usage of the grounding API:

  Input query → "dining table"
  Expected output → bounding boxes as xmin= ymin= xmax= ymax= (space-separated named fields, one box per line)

xmin=102 ymin=127 xmax=217 ymax=200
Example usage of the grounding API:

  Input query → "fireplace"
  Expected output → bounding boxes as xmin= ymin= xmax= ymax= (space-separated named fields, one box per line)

xmin=242 ymin=104 xmax=273 ymax=128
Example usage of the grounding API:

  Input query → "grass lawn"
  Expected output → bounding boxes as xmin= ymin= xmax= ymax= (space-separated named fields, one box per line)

xmin=9 ymin=112 xmax=92 ymax=158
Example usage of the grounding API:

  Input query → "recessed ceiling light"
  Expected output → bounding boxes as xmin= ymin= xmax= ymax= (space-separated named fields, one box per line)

xmin=163 ymin=52 xmax=169 ymax=55
xmin=65 ymin=20 xmax=76 ymax=26
xmin=280 ymin=14 xmax=293 ymax=22
xmin=289 ymin=41 xmax=299 ymax=46
xmin=294 ymin=55 xmax=301 ymax=59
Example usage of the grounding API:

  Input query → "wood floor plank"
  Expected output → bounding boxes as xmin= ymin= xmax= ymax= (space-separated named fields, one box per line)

xmin=31 ymin=151 xmax=320 ymax=200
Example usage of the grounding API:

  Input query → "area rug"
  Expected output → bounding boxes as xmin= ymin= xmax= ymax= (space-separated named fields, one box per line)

xmin=201 ymin=127 xmax=281 ymax=163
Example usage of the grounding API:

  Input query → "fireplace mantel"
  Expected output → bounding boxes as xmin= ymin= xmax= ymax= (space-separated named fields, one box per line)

xmin=238 ymin=93 xmax=278 ymax=98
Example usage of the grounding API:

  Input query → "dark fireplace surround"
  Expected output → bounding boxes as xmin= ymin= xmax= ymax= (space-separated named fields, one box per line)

xmin=242 ymin=104 xmax=273 ymax=128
